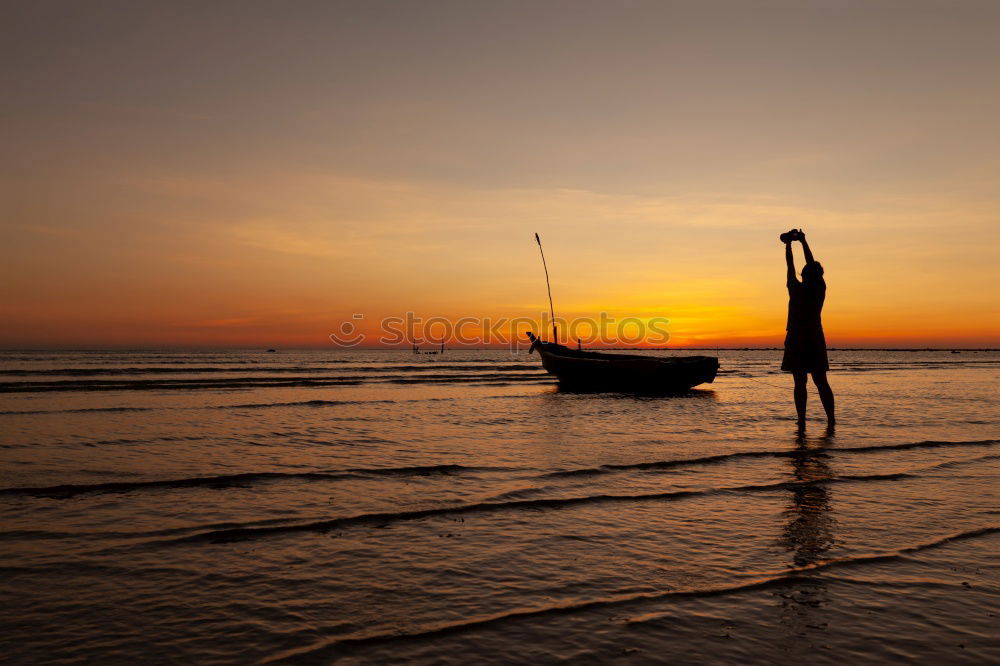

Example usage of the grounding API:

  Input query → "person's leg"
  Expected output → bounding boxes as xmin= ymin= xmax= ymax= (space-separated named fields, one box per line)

xmin=793 ymin=372 xmax=808 ymax=425
xmin=811 ymin=371 xmax=835 ymax=426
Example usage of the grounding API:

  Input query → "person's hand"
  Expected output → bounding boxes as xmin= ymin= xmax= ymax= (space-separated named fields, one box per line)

xmin=797 ymin=229 xmax=806 ymax=242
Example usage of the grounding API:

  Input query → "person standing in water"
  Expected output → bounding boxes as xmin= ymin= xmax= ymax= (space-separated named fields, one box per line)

xmin=781 ymin=229 xmax=835 ymax=428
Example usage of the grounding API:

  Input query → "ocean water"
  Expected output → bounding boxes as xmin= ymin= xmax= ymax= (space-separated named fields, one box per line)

xmin=1 ymin=349 xmax=997 ymax=664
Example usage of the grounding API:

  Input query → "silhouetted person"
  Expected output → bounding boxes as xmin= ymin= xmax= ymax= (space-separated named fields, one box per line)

xmin=781 ymin=229 xmax=835 ymax=428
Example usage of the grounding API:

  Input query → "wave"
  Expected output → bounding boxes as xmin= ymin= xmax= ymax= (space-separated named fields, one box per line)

xmin=5 ymin=438 xmax=993 ymax=496
xmin=220 ymin=394 xmax=493 ymax=410
xmin=133 ymin=394 xmax=509 ymax=412
xmin=0 ymin=464 xmax=500 ymax=500
xmin=0 ymin=378 xmax=363 ymax=393
xmin=838 ymin=439 xmax=999 ymax=453
xmin=916 ymin=453 xmax=1000 ymax=472
xmin=222 ymin=398 xmax=396 ymax=410
xmin=0 ymin=372 xmax=547 ymax=393
xmin=0 ymin=392 xmax=531 ymax=416
xmin=0 ymin=363 xmax=540 ymax=377
xmin=0 ymin=400 xmax=388 ymax=415
xmin=157 ymin=472 xmax=921 ymax=546
xmin=543 ymin=439 xmax=999 ymax=478
xmin=0 ymin=356 xmax=355 ymax=365
xmin=831 ymin=359 xmax=1000 ymax=366
xmin=0 ymin=406 xmax=158 ymax=415
xmin=263 ymin=525 xmax=999 ymax=662
xmin=386 ymin=373 xmax=548 ymax=385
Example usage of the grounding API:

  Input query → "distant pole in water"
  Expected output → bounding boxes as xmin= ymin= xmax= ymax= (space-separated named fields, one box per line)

xmin=440 ymin=339 xmax=445 ymax=354
xmin=534 ymin=232 xmax=558 ymax=343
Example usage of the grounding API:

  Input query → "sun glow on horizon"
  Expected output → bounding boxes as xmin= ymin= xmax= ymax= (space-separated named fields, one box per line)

xmin=2 ymin=2 xmax=998 ymax=348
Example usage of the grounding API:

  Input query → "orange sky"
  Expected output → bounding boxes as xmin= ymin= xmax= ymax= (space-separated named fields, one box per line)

xmin=2 ymin=2 xmax=998 ymax=348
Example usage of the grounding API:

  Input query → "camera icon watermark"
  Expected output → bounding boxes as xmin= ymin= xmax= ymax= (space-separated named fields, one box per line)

xmin=328 ymin=313 xmax=366 ymax=347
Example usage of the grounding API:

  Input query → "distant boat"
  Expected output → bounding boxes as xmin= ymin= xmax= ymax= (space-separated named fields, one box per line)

xmin=526 ymin=332 xmax=718 ymax=392
xmin=413 ymin=341 xmax=445 ymax=355
xmin=266 ymin=349 xmax=277 ymax=353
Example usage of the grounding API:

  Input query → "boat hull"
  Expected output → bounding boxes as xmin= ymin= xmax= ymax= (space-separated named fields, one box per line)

xmin=527 ymin=335 xmax=719 ymax=392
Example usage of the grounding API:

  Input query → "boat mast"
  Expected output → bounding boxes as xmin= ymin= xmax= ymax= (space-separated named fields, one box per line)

xmin=534 ymin=233 xmax=558 ymax=343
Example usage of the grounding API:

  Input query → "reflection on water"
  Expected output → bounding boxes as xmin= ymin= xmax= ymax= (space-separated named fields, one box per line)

xmin=781 ymin=430 xmax=837 ymax=567
xmin=776 ymin=428 xmax=837 ymax=649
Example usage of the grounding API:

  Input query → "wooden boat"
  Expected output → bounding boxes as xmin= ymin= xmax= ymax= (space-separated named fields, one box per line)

xmin=526 ymin=332 xmax=719 ymax=391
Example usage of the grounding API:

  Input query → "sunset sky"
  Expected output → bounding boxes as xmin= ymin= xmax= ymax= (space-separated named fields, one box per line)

xmin=2 ymin=1 xmax=998 ymax=348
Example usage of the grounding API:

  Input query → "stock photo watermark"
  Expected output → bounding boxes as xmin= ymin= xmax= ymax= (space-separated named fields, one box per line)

xmin=329 ymin=312 xmax=670 ymax=349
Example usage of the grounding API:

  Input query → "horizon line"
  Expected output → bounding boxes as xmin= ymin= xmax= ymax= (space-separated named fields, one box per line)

xmin=1 ymin=346 xmax=998 ymax=352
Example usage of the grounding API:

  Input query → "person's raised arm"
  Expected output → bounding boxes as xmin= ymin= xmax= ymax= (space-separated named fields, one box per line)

xmin=799 ymin=230 xmax=816 ymax=265
xmin=785 ymin=240 xmax=797 ymax=285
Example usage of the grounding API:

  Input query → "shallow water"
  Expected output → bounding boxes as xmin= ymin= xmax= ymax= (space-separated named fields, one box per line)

xmin=1 ymin=349 xmax=997 ymax=664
